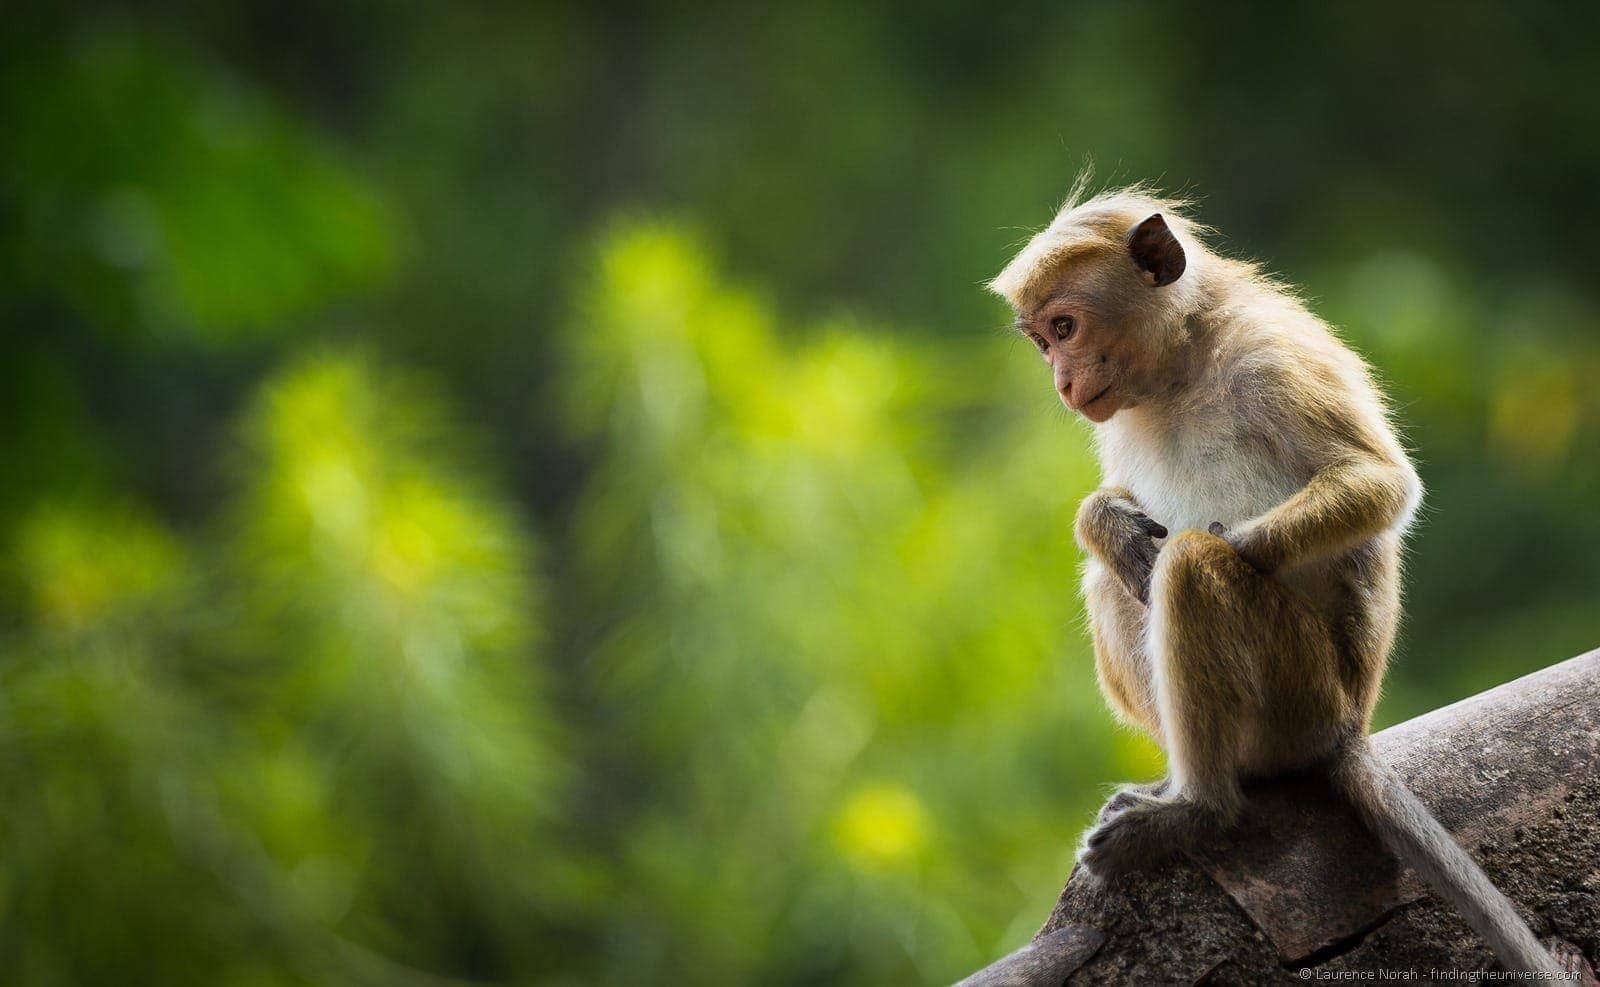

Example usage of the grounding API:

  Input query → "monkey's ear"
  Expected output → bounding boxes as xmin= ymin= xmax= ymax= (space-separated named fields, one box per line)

xmin=1128 ymin=213 xmax=1186 ymax=287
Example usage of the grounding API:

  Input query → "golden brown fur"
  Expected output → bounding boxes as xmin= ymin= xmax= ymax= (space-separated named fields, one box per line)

xmin=991 ymin=185 xmax=1560 ymax=974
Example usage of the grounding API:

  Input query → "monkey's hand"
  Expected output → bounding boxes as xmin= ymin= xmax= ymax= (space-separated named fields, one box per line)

xmin=1076 ymin=488 xmax=1168 ymax=605
xmin=1206 ymin=521 xmax=1274 ymax=573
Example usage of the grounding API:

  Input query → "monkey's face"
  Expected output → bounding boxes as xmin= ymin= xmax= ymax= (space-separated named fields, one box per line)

xmin=1016 ymin=261 xmax=1175 ymax=424
xmin=1019 ymin=296 xmax=1133 ymax=423
xmin=1005 ymin=211 xmax=1190 ymax=424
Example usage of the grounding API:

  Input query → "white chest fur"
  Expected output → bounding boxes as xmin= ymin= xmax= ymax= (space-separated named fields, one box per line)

xmin=1094 ymin=404 xmax=1301 ymax=536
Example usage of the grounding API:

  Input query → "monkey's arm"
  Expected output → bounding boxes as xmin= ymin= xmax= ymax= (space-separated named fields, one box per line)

xmin=1076 ymin=487 xmax=1168 ymax=603
xmin=1229 ymin=455 xmax=1419 ymax=573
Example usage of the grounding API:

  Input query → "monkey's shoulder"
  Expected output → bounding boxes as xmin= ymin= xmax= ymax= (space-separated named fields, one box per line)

xmin=1201 ymin=323 xmax=1404 ymax=466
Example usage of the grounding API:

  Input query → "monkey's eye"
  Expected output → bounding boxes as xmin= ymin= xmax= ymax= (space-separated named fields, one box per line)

xmin=1028 ymin=332 xmax=1048 ymax=354
xmin=1051 ymin=315 xmax=1076 ymax=340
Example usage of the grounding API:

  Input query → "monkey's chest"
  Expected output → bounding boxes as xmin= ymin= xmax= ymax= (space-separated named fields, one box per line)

xmin=1100 ymin=425 xmax=1300 ymax=535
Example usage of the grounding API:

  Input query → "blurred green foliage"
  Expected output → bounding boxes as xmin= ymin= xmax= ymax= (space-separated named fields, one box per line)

xmin=2 ymin=3 xmax=1598 ymax=984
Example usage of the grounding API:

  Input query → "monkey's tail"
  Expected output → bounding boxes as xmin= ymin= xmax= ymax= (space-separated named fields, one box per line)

xmin=1329 ymin=734 xmax=1563 ymax=976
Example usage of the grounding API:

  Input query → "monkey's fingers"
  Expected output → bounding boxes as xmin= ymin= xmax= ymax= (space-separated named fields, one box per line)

xmin=1106 ymin=497 xmax=1167 ymax=540
xmin=1117 ymin=564 xmax=1150 ymax=605
xmin=1136 ymin=515 xmax=1169 ymax=539
xmin=1117 ymin=547 xmax=1157 ymax=606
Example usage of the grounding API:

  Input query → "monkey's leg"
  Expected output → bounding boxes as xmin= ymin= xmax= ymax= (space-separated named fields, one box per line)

xmin=1083 ymin=560 xmax=1159 ymax=737
xmin=1080 ymin=529 xmax=1344 ymax=881
xmin=1082 ymin=561 xmax=1166 ymax=827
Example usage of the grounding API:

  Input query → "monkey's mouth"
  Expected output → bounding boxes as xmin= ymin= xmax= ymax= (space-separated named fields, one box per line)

xmin=1078 ymin=384 xmax=1117 ymax=422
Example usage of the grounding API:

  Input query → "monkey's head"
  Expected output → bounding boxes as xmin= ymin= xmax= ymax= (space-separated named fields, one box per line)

xmin=990 ymin=189 xmax=1203 ymax=423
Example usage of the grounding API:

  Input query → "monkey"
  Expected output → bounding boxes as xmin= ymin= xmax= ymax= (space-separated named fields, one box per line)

xmin=988 ymin=183 xmax=1562 ymax=976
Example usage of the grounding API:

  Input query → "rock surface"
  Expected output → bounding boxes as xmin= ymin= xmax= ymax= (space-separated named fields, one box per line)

xmin=958 ymin=650 xmax=1600 ymax=986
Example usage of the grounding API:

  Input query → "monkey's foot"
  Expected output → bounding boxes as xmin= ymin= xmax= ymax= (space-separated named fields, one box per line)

xmin=1095 ymin=779 xmax=1170 ymax=825
xmin=1077 ymin=793 xmax=1215 ymax=884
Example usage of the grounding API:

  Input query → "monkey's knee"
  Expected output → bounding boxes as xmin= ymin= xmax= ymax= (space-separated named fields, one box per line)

xmin=1151 ymin=528 xmax=1250 ymax=612
xmin=1149 ymin=530 xmax=1259 ymax=690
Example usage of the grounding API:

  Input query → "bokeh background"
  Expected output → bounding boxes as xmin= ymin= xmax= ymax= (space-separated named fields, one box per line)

xmin=3 ymin=3 xmax=1599 ymax=984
